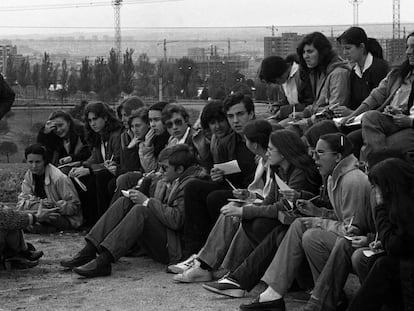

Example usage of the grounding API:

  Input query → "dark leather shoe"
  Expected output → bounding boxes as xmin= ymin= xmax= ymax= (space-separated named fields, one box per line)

xmin=5 ymin=257 xmax=39 ymax=270
xmin=21 ymin=250 xmax=44 ymax=261
xmin=240 ymin=296 xmax=285 ymax=311
xmin=60 ymin=252 xmax=96 ymax=268
xmin=73 ymin=259 xmax=111 ymax=278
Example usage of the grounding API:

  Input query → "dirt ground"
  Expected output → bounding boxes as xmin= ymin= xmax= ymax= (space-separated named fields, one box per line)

xmin=0 ymin=232 xmax=358 ymax=311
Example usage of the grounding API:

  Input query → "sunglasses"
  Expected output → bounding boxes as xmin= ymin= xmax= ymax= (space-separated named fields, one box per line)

xmin=165 ymin=119 xmax=184 ymax=129
xmin=311 ymin=150 xmax=337 ymax=158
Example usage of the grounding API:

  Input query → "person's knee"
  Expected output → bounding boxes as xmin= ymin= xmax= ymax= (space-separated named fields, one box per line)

xmin=115 ymin=173 xmax=129 ymax=187
xmin=351 ymin=248 xmax=365 ymax=271
xmin=302 ymin=228 xmax=321 ymax=252
xmin=362 ymin=110 xmax=382 ymax=124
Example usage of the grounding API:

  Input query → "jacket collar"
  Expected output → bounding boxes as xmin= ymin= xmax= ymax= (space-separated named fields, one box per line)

xmin=329 ymin=154 xmax=360 ymax=190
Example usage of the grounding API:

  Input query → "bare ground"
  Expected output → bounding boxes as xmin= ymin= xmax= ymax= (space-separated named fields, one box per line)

xmin=0 ymin=232 xmax=357 ymax=311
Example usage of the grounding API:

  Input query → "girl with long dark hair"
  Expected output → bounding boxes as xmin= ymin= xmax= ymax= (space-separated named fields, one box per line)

xmin=37 ymin=110 xmax=90 ymax=168
xmin=173 ymin=128 xmax=321 ymax=284
xmin=69 ymin=102 xmax=123 ymax=226
xmin=240 ymin=133 xmax=371 ymax=311
xmin=342 ymin=31 xmax=414 ymax=159
xmin=347 ymin=158 xmax=414 ymax=311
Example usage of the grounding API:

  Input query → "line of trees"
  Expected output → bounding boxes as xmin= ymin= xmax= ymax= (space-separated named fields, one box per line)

xmin=5 ymin=48 xmax=271 ymax=102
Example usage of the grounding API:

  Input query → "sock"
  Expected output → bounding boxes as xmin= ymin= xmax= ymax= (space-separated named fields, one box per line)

xmin=81 ymin=240 xmax=97 ymax=255
xmin=197 ymin=258 xmax=211 ymax=271
xmin=259 ymin=286 xmax=282 ymax=302
xmin=96 ymin=249 xmax=115 ymax=265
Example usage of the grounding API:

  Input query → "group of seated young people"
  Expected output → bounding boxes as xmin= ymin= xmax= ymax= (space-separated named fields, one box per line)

xmin=1 ymin=25 xmax=414 ymax=311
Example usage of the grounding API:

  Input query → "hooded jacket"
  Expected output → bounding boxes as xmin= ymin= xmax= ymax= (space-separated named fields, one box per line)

xmin=318 ymin=154 xmax=371 ymax=234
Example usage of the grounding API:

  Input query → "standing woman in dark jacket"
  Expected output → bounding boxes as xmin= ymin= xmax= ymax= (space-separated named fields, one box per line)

xmin=69 ymin=102 xmax=123 ymax=226
xmin=37 ymin=111 xmax=90 ymax=169
xmin=347 ymin=158 xmax=414 ymax=311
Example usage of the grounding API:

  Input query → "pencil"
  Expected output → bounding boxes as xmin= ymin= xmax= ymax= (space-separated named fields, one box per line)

xmin=347 ymin=216 xmax=354 ymax=230
xmin=308 ymin=195 xmax=320 ymax=202
xmin=225 ymin=178 xmax=237 ymax=191
xmin=109 ymin=154 xmax=114 ymax=162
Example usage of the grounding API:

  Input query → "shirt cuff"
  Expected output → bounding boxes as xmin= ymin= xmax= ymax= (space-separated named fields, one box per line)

xmin=142 ymin=198 xmax=150 ymax=207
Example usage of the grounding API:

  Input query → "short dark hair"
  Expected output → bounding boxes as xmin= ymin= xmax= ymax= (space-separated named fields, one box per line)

xmin=158 ymin=144 xmax=195 ymax=171
xmin=223 ymin=92 xmax=255 ymax=115
xmin=303 ymin=120 xmax=339 ymax=148
xmin=128 ymin=107 xmax=149 ymax=127
xmin=25 ymin=143 xmax=50 ymax=165
xmin=161 ymin=104 xmax=190 ymax=124
xmin=116 ymin=96 xmax=145 ymax=119
xmin=149 ymin=101 xmax=169 ymax=112
xmin=200 ymin=100 xmax=228 ymax=130
xmin=243 ymin=119 xmax=272 ymax=150
xmin=258 ymin=56 xmax=290 ymax=83
xmin=319 ymin=133 xmax=353 ymax=158
xmin=297 ymin=32 xmax=336 ymax=72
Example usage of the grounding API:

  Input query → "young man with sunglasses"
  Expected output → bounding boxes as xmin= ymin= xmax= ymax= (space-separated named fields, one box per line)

xmin=60 ymin=144 xmax=209 ymax=278
xmin=162 ymin=104 xmax=193 ymax=146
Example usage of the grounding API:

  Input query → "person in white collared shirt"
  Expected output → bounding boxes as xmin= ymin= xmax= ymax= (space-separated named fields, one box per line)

xmin=337 ymin=27 xmax=389 ymax=116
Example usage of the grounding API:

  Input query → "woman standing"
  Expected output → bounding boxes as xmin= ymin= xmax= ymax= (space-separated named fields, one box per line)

xmin=69 ymin=102 xmax=122 ymax=226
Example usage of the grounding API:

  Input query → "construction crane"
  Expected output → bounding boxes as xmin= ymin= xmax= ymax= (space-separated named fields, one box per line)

xmin=393 ymin=0 xmax=400 ymax=39
xmin=112 ymin=0 xmax=123 ymax=59
xmin=349 ymin=0 xmax=362 ymax=26
xmin=157 ymin=39 xmax=180 ymax=62
xmin=266 ymin=25 xmax=277 ymax=36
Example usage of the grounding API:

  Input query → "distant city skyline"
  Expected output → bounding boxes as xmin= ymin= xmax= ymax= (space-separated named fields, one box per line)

xmin=0 ymin=0 xmax=413 ymax=36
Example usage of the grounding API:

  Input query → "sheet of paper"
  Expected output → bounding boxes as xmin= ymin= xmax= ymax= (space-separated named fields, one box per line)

xmin=363 ymin=249 xmax=385 ymax=257
xmin=274 ymin=173 xmax=293 ymax=208
xmin=333 ymin=112 xmax=365 ymax=127
xmin=213 ymin=160 xmax=241 ymax=175
xmin=275 ymin=173 xmax=292 ymax=191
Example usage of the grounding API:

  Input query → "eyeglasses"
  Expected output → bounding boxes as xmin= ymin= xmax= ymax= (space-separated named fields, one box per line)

xmin=311 ymin=150 xmax=337 ymax=158
xmin=165 ymin=119 xmax=184 ymax=129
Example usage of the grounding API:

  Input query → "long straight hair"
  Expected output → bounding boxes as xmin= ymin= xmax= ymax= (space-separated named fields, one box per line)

xmin=270 ymin=129 xmax=321 ymax=187
xmin=369 ymin=158 xmax=414 ymax=228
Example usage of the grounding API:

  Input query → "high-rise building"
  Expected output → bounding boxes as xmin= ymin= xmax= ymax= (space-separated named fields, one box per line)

xmin=0 ymin=44 xmax=17 ymax=75
xmin=264 ymin=33 xmax=304 ymax=58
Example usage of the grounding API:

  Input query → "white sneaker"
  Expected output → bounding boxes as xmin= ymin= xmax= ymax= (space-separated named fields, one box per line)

xmin=167 ymin=254 xmax=197 ymax=274
xmin=173 ymin=259 xmax=213 ymax=283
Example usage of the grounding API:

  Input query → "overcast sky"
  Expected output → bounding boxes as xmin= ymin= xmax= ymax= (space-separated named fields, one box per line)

xmin=0 ymin=0 xmax=413 ymax=36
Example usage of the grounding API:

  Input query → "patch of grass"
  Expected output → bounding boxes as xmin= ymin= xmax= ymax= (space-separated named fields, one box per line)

xmin=0 ymin=163 xmax=26 ymax=203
